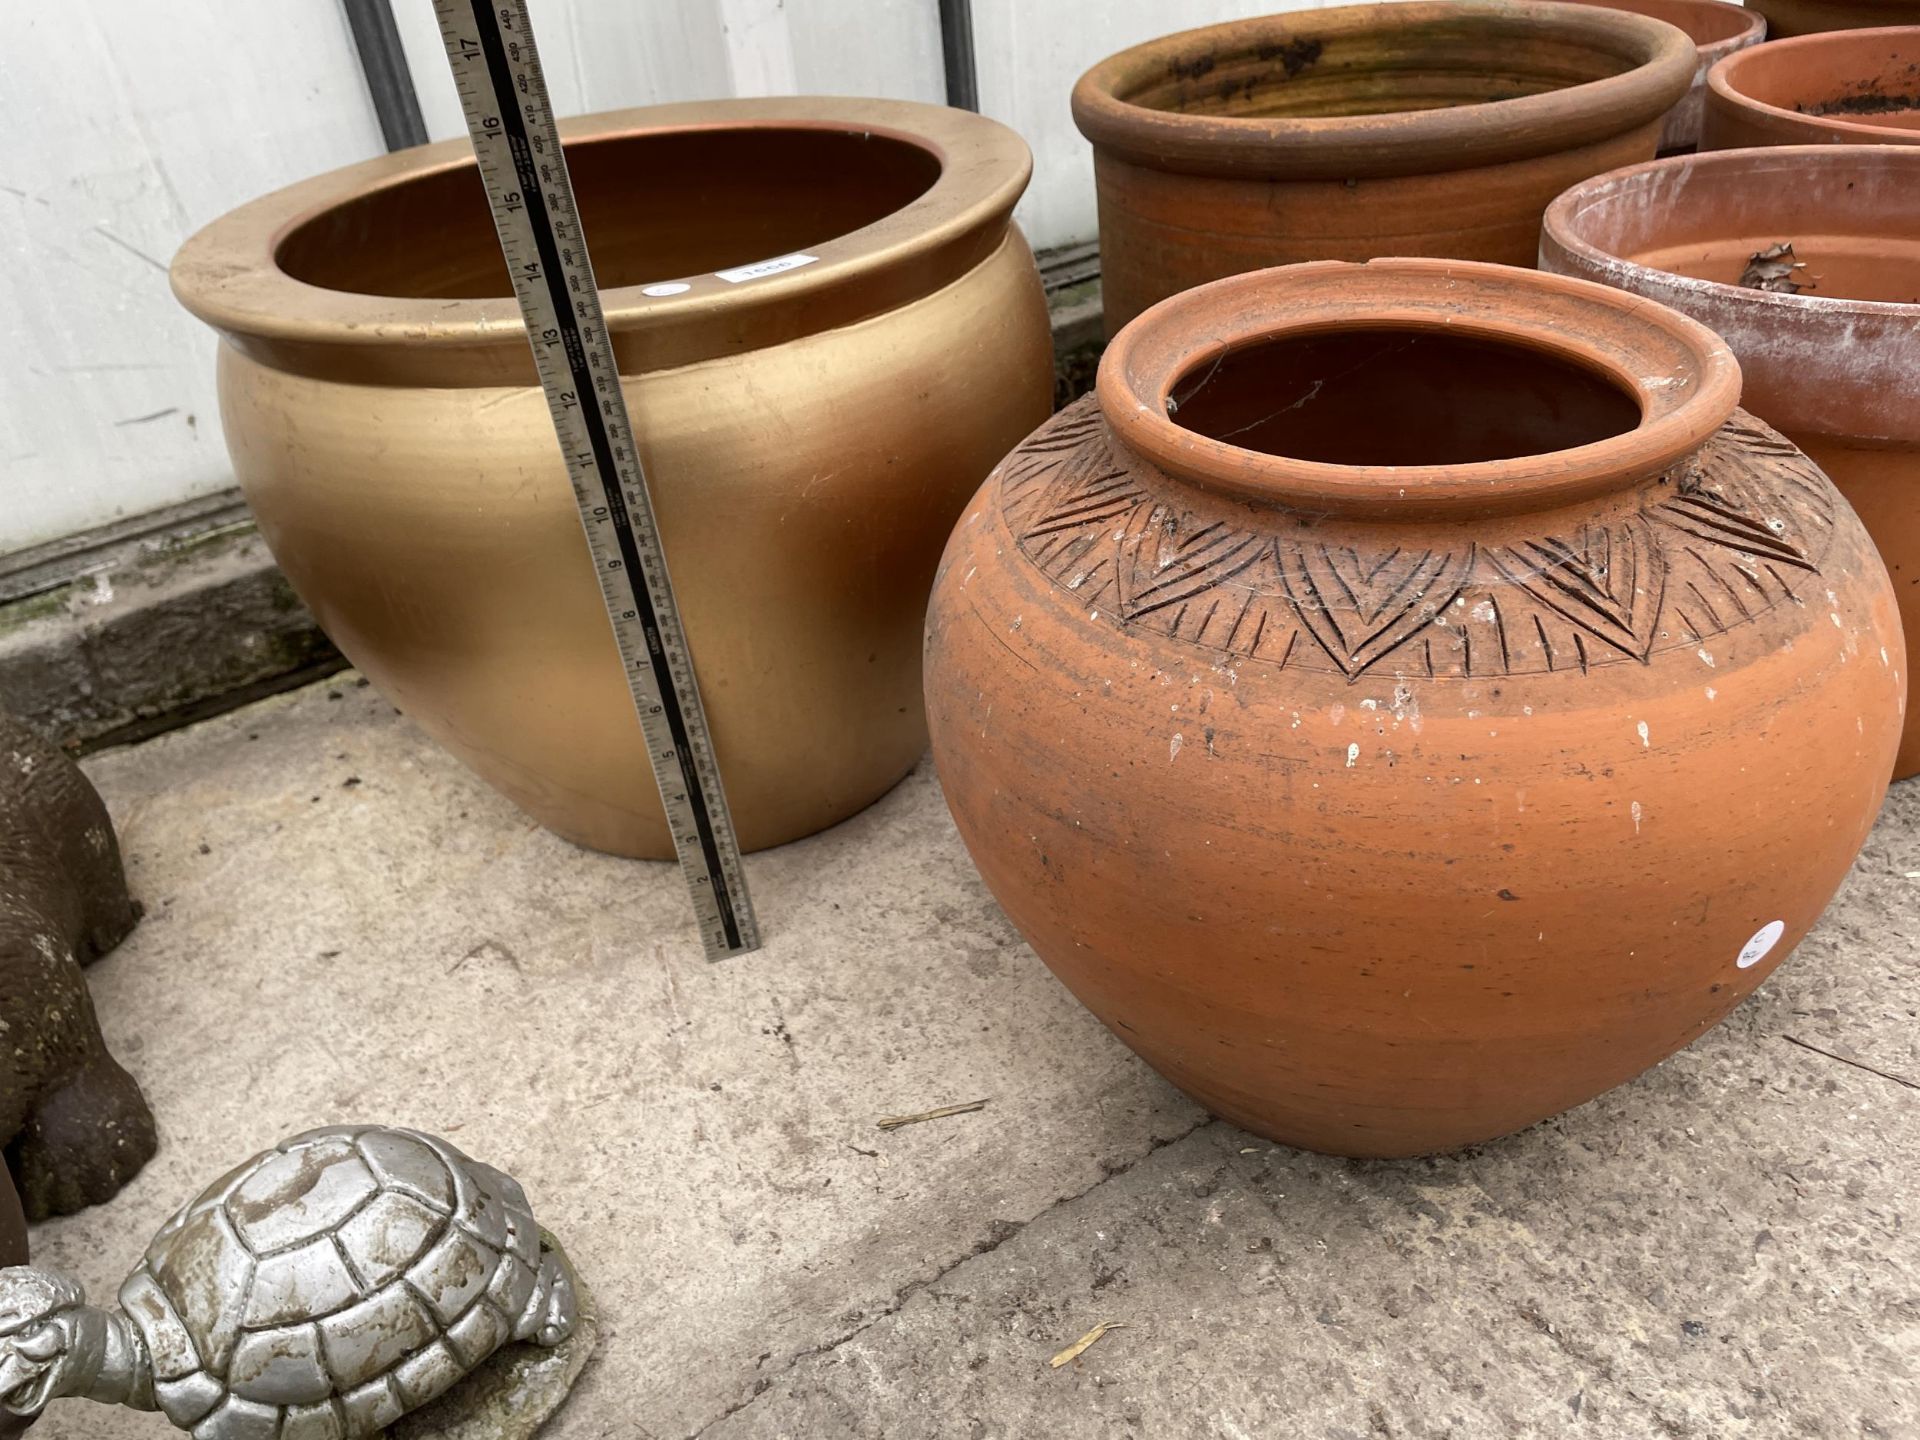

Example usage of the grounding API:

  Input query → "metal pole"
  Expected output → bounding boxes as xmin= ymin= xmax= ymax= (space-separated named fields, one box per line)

xmin=343 ymin=0 xmax=430 ymax=152
xmin=939 ymin=0 xmax=980 ymax=112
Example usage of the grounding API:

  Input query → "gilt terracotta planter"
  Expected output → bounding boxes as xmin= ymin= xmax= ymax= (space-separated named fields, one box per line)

xmin=1565 ymin=0 xmax=1767 ymax=150
xmin=1070 ymin=0 xmax=1696 ymax=332
xmin=1543 ymin=144 xmax=1920 ymax=776
xmin=172 ymin=99 xmax=1052 ymax=859
xmin=1703 ymin=26 xmax=1920 ymax=146
xmin=925 ymin=258 xmax=1901 ymax=1156
xmin=1746 ymin=0 xmax=1920 ymax=36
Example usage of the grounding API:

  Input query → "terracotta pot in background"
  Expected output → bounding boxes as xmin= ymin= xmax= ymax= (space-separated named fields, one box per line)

xmin=925 ymin=259 xmax=1901 ymax=1156
xmin=173 ymin=100 xmax=1053 ymax=860
xmin=1703 ymin=26 xmax=1920 ymax=146
xmin=1747 ymin=0 xmax=1920 ymax=36
xmin=1071 ymin=1 xmax=1695 ymax=332
xmin=1565 ymin=0 xmax=1766 ymax=150
xmin=1542 ymin=144 xmax=1920 ymax=775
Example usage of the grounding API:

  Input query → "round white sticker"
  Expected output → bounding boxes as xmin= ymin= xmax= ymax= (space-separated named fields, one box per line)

xmin=641 ymin=282 xmax=691 ymax=297
xmin=1736 ymin=920 xmax=1786 ymax=969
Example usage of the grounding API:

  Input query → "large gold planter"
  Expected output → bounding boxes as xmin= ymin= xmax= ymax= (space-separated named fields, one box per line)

xmin=172 ymin=99 xmax=1052 ymax=858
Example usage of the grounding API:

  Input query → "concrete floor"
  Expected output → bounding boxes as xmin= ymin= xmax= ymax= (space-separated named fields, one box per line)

xmin=28 ymin=675 xmax=1919 ymax=1439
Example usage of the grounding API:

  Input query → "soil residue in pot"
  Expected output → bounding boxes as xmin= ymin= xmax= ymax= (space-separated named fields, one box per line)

xmin=1254 ymin=37 xmax=1325 ymax=77
xmin=1797 ymin=91 xmax=1920 ymax=117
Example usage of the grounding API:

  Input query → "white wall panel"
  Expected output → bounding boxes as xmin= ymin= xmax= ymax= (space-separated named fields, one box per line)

xmin=391 ymin=0 xmax=736 ymax=141
xmin=784 ymin=0 xmax=944 ymax=104
xmin=4 ymin=0 xmax=1344 ymax=555
xmin=1 ymin=2 xmax=384 ymax=555
xmin=970 ymin=0 xmax=1333 ymax=252
xmin=392 ymin=0 xmax=944 ymax=142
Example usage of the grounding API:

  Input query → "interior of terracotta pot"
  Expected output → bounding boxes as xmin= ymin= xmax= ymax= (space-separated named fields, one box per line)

xmin=1721 ymin=38 xmax=1920 ymax=130
xmin=1568 ymin=161 xmax=1920 ymax=303
xmin=275 ymin=128 xmax=942 ymax=299
xmin=1566 ymin=0 xmax=1755 ymax=47
xmin=1112 ymin=21 xmax=1638 ymax=119
xmin=1165 ymin=327 xmax=1643 ymax=466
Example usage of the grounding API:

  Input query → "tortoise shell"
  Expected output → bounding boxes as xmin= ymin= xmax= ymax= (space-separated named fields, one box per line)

xmin=115 ymin=1126 xmax=544 ymax=1440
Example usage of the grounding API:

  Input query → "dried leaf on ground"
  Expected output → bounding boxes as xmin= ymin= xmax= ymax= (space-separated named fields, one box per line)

xmin=1050 ymin=1321 xmax=1126 ymax=1369
xmin=875 ymin=1099 xmax=990 ymax=1131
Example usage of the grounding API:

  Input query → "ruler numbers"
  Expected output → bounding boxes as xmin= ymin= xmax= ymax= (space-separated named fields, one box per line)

xmin=435 ymin=0 xmax=759 ymax=958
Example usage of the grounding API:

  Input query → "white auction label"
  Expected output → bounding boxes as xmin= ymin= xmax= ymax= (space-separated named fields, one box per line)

xmin=641 ymin=281 xmax=691 ymax=297
xmin=1736 ymin=920 xmax=1786 ymax=969
xmin=715 ymin=252 xmax=818 ymax=284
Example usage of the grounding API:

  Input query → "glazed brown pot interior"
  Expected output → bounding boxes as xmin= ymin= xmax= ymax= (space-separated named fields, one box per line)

xmin=1167 ymin=328 xmax=1643 ymax=465
xmin=276 ymin=127 xmax=943 ymax=298
xmin=1107 ymin=17 xmax=1640 ymax=121
xmin=1075 ymin=1 xmax=1694 ymax=182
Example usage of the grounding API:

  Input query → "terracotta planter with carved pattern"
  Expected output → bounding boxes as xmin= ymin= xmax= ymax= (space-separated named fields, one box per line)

xmin=924 ymin=258 xmax=1901 ymax=1156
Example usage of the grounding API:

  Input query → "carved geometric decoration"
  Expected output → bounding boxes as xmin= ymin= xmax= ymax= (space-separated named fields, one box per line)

xmin=1000 ymin=399 xmax=1835 ymax=682
xmin=1276 ymin=542 xmax=1474 ymax=678
xmin=1486 ymin=516 xmax=1666 ymax=663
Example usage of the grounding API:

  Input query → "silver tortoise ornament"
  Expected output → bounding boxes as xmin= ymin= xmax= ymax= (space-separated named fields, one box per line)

xmin=0 ymin=1126 xmax=579 ymax=1440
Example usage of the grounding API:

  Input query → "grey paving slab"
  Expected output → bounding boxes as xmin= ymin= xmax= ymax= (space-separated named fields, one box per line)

xmin=19 ymin=676 xmax=1916 ymax=1439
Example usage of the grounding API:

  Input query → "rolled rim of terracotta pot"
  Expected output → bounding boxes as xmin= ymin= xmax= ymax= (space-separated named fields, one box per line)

xmin=1095 ymin=257 xmax=1741 ymax=520
xmin=1541 ymin=143 xmax=1920 ymax=442
xmin=170 ymin=97 xmax=1033 ymax=386
xmin=1707 ymin=25 xmax=1920 ymax=142
xmin=1071 ymin=0 xmax=1698 ymax=181
xmin=1563 ymin=0 xmax=1766 ymax=50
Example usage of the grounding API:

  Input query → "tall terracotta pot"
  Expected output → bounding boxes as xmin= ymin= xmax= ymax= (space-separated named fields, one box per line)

xmin=1070 ymin=1 xmax=1696 ymax=333
xmin=1745 ymin=0 xmax=1920 ymax=36
xmin=925 ymin=259 xmax=1901 ymax=1156
xmin=173 ymin=99 xmax=1053 ymax=859
xmin=1542 ymin=144 xmax=1920 ymax=776
xmin=1564 ymin=0 xmax=1767 ymax=150
xmin=1703 ymin=26 xmax=1920 ymax=146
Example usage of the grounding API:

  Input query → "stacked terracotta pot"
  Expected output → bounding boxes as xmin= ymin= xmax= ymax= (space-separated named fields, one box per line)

xmin=924 ymin=0 xmax=1913 ymax=1156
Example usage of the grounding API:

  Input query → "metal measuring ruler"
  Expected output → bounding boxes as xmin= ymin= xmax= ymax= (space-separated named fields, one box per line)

xmin=433 ymin=0 xmax=759 ymax=959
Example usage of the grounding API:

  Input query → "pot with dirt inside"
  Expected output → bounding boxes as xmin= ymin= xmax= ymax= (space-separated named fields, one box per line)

xmin=1703 ymin=26 xmax=1920 ymax=146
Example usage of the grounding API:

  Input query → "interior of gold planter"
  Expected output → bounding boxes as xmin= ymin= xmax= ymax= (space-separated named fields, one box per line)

xmin=1116 ymin=25 xmax=1635 ymax=119
xmin=1167 ymin=327 xmax=1643 ymax=465
xmin=276 ymin=127 xmax=942 ymax=299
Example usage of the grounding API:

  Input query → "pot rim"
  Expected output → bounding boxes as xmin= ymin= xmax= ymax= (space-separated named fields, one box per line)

xmin=1559 ymin=0 xmax=1767 ymax=50
xmin=170 ymin=97 xmax=1032 ymax=384
xmin=1541 ymin=144 xmax=1920 ymax=329
xmin=1540 ymin=144 xmax=1920 ymax=444
xmin=1070 ymin=0 xmax=1697 ymax=182
xmin=1095 ymin=258 xmax=1742 ymax=520
xmin=1707 ymin=25 xmax=1920 ymax=141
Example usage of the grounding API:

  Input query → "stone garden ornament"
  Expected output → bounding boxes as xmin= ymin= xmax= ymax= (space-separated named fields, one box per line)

xmin=0 ymin=707 xmax=152 ymax=1219
xmin=0 ymin=1126 xmax=591 ymax=1440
